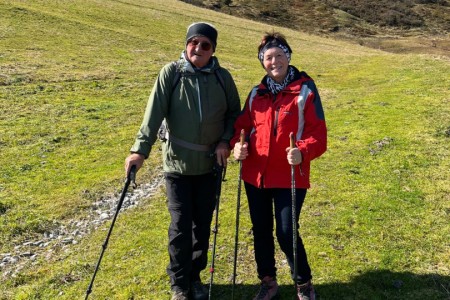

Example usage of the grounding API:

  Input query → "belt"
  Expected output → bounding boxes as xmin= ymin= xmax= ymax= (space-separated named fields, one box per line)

xmin=165 ymin=132 xmax=212 ymax=152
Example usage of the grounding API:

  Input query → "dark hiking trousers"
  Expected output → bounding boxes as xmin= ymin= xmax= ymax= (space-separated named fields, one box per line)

xmin=165 ymin=172 xmax=217 ymax=292
xmin=244 ymin=182 xmax=312 ymax=284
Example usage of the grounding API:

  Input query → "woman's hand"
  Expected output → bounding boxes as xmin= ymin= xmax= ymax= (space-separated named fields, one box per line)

xmin=233 ymin=142 xmax=248 ymax=161
xmin=286 ymin=147 xmax=302 ymax=165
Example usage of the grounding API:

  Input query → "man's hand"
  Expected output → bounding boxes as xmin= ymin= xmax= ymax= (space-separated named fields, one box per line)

xmin=215 ymin=141 xmax=231 ymax=167
xmin=124 ymin=153 xmax=145 ymax=176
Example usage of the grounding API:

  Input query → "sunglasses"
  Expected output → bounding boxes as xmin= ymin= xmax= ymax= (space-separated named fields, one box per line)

xmin=188 ymin=39 xmax=212 ymax=51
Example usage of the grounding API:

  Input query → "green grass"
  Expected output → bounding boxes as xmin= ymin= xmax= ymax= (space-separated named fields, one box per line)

xmin=1 ymin=0 xmax=449 ymax=299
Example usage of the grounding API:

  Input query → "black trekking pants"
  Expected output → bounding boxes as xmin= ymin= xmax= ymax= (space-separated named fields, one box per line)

xmin=244 ymin=182 xmax=312 ymax=284
xmin=165 ymin=172 xmax=217 ymax=292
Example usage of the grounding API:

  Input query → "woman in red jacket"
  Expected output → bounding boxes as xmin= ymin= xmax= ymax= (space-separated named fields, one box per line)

xmin=231 ymin=32 xmax=327 ymax=300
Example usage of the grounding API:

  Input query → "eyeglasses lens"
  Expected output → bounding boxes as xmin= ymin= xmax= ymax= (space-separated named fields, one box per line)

xmin=190 ymin=40 xmax=212 ymax=51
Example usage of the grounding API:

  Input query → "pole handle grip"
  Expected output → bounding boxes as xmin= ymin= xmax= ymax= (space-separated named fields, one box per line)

xmin=289 ymin=132 xmax=295 ymax=149
xmin=239 ymin=129 xmax=245 ymax=146
xmin=128 ymin=165 xmax=137 ymax=187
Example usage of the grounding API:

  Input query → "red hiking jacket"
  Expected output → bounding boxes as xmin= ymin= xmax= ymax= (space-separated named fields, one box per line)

xmin=230 ymin=69 xmax=327 ymax=188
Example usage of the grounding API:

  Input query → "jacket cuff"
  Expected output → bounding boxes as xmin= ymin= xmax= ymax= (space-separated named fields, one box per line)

xmin=130 ymin=142 xmax=151 ymax=159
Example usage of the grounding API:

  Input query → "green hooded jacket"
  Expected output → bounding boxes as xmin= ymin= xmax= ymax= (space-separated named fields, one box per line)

xmin=130 ymin=53 xmax=241 ymax=175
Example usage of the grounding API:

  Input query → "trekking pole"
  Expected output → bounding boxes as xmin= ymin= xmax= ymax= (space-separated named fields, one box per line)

xmin=232 ymin=129 xmax=245 ymax=300
xmin=208 ymin=164 xmax=226 ymax=300
xmin=290 ymin=132 xmax=299 ymax=294
xmin=85 ymin=165 xmax=137 ymax=300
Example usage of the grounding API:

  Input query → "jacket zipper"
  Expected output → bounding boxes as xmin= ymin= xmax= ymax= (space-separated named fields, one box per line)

xmin=196 ymin=77 xmax=202 ymax=122
xmin=273 ymin=106 xmax=280 ymax=136
xmin=273 ymin=93 xmax=279 ymax=136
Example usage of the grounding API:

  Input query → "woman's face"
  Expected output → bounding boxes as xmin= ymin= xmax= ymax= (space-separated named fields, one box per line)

xmin=186 ymin=36 xmax=214 ymax=68
xmin=262 ymin=47 xmax=289 ymax=83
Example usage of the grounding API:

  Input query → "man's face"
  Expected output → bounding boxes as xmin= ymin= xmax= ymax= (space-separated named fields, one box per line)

xmin=186 ymin=36 xmax=214 ymax=68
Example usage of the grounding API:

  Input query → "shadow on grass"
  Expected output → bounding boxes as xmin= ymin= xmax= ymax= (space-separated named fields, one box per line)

xmin=209 ymin=270 xmax=449 ymax=299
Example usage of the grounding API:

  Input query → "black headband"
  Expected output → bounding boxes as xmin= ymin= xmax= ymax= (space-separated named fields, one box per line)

xmin=258 ymin=38 xmax=292 ymax=64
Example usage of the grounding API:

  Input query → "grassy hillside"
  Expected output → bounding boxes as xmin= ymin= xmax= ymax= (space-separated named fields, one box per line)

xmin=1 ymin=0 xmax=449 ymax=299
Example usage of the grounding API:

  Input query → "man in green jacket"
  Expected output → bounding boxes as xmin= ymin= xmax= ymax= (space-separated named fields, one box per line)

xmin=124 ymin=22 xmax=241 ymax=300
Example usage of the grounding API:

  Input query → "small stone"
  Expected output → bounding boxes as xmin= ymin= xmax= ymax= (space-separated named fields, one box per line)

xmin=61 ymin=238 xmax=73 ymax=245
xmin=33 ymin=241 xmax=44 ymax=247
xmin=20 ymin=252 xmax=33 ymax=258
xmin=10 ymin=256 xmax=19 ymax=264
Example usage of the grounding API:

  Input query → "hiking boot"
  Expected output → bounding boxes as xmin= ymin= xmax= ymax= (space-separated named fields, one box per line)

xmin=190 ymin=280 xmax=208 ymax=300
xmin=171 ymin=290 xmax=189 ymax=300
xmin=297 ymin=281 xmax=316 ymax=300
xmin=253 ymin=276 xmax=279 ymax=300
